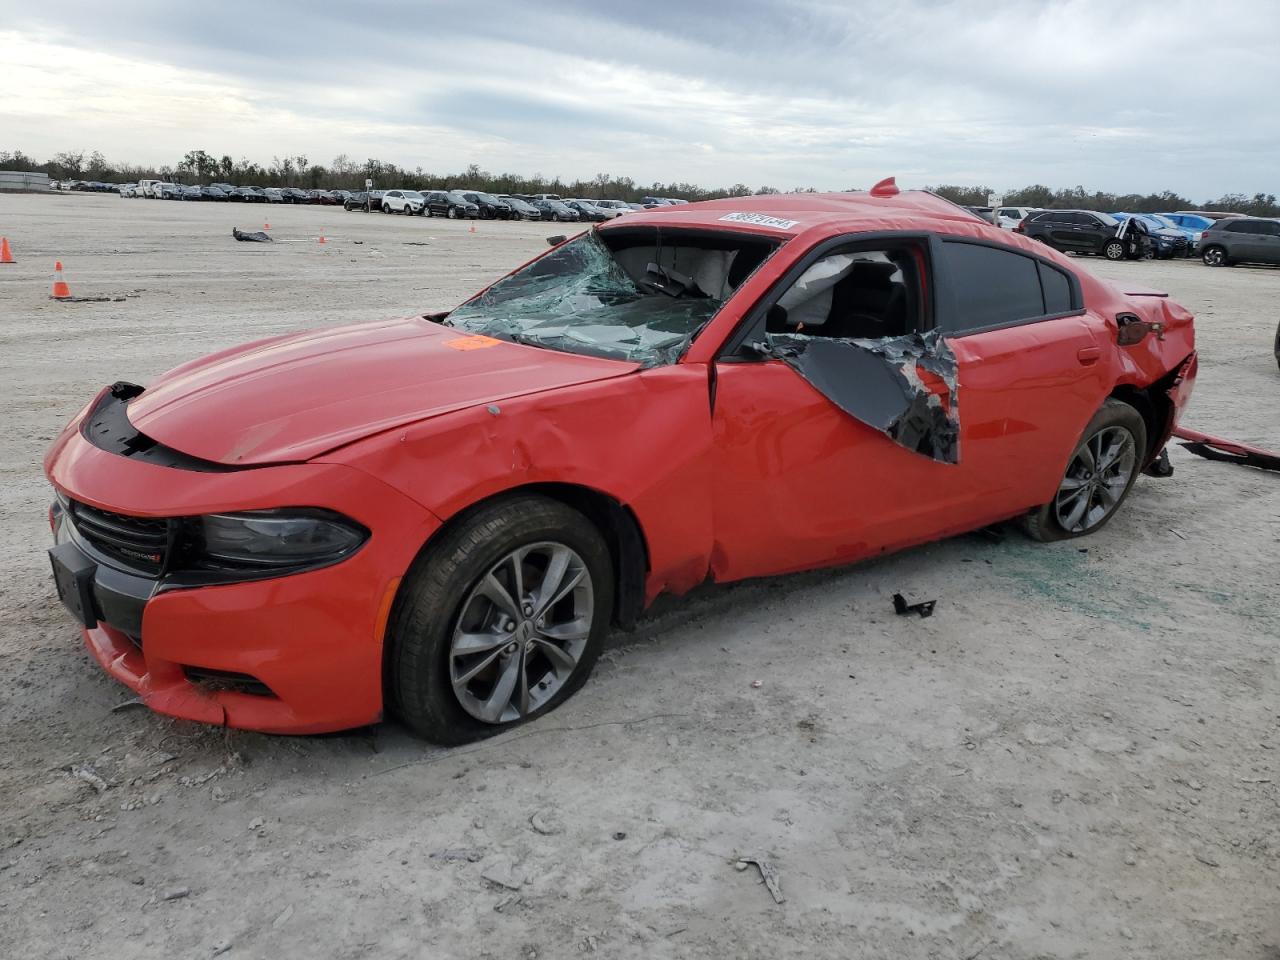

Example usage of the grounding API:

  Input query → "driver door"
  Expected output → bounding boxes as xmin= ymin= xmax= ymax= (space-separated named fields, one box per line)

xmin=707 ymin=236 xmax=1006 ymax=582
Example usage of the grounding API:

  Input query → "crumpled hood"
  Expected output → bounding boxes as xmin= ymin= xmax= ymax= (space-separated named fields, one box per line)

xmin=126 ymin=317 xmax=637 ymax=465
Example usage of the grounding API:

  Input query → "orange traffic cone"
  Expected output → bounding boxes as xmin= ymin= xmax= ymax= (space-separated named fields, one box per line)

xmin=468 ymin=224 xmax=476 ymax=234
xmin=51 ymin=261 xmax=71 ymax=299
xmin=317 ymin=229 xmax=326 ymax=245
xmin=264 ymin=221 xmax=271 ymax=231
xmin=0 ymin=237 xmax=13 ymax=264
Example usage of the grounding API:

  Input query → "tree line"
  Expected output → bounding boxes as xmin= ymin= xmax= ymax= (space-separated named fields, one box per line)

xmin=2 ymin=147 xmax=1277 ymax=216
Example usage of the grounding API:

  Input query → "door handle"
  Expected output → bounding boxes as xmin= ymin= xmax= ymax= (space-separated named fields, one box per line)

xmin=1077 ymin=346 xmax=1101 ymax=365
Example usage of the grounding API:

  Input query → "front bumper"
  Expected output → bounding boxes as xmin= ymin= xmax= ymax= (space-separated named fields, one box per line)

xmin=45 ymin=418 xmax=440 ymax=733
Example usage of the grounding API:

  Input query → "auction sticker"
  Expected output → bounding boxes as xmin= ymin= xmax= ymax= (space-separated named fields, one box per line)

xmin=719 ymin=212 xmax=800 ymax=230
xmin=446 ymin=334 xmax=502 ymax=351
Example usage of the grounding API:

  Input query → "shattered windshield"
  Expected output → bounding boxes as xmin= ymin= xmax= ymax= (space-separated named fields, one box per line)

xmin=446 ymin=228 xmax=780 ymax=366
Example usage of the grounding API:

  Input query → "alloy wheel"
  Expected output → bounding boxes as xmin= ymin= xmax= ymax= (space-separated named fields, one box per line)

xmin=1203 ymin=246 xmax=1226 ymax=267
xmin=1053 ymin=426 xmax=1137 ymax=534
xmin=449 ymin=542 xmax=593 ymax=724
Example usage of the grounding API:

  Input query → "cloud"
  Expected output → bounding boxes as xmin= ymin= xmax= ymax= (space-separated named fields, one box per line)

xmin=2 ymin=0 xmax=1278 ymax=196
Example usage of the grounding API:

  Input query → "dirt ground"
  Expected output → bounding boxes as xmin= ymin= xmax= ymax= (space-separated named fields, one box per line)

xmin=1 ymin=193 xmax=1277 ymax=960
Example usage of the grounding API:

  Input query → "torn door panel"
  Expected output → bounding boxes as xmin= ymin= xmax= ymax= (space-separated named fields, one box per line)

xmin=767 ymin=330 xmax=960 ymax=464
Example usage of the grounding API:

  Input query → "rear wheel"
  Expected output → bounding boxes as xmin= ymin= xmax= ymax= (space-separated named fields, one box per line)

xmin=1022 ymin=400 xmax=1146 ymax=542
xmin=1202 ymin=245 xmax=1228 ymax=267
xmin=387 ymin=495 xmax=613 ymax=744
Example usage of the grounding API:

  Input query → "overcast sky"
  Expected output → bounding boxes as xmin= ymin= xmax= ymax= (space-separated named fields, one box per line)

xmin=2 ymin=0 xmax=1276 ymax=197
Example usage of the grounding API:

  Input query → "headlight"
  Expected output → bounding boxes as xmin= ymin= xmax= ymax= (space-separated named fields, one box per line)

xmin=196 ymin=509 xmax=367 ymax=569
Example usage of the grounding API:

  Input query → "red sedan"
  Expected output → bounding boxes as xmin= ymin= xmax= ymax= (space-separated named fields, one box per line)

xmin=44 ymin=185 xmax=1198 ymax=742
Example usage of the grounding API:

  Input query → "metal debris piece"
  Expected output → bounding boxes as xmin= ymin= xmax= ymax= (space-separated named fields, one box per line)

xmin=892 ymin=593 xmax=936 ymax=618
xmin=736 ymin=856 xmax=785 ymax=904
xmin=529 ymin=810 xmax=561 ymax=836
xmin=232 ymin=227 xmax=272 ymax=243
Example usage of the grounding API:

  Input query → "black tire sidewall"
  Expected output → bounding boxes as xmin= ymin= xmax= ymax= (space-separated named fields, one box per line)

xmin=388 ymin=495 xmax=614 ymax=744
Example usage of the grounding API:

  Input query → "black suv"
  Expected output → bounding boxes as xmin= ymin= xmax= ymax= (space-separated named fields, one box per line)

xmin=1199 ymin=217 xmax=1280 ymax=267
xmin=1018 ymin=210 xmax=1143 ymax=260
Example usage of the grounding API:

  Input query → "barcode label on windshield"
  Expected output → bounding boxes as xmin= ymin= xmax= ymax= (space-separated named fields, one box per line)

xmin=719 ymin=212 xmax=800 ymax=230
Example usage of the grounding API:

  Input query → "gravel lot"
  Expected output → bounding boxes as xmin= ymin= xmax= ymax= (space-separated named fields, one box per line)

xmin=1 ymin=193 xmax=1277 ymax=960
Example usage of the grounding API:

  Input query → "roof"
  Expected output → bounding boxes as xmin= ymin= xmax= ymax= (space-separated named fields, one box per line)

xmin=601 ymin=189 xmax=997 ymax=239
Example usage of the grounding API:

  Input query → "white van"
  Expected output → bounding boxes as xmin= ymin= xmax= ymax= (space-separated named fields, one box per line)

xmin=137 ymin=179 xmax=162 ymax=198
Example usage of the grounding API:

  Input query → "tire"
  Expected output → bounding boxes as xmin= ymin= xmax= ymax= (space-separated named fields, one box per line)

xmin=383 ymin=203 xmax=392 ymax=214
xmin=1103 ymin=239 xmax=1126 ymax=261
xmin=1202 ymin=245 xmax=1228 ymax=267
xmin=1022 ymin=399 xmax=1147 ymax=542
xmin=447 ymin=207 xmax=458 ymax=219
xmin=387 ymin=495 xmax=614 ymax=744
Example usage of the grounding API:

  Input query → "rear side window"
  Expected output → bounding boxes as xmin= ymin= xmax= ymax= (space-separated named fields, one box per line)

xmin=939 ymin=241 xmax=1077 ymax=332
xmin=1224 ymin=220 xmax=1260 ymax=234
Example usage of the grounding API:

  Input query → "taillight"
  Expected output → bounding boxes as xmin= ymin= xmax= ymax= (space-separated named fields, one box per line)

xmin=1014 ymin=222 xmax=1026 ymax=233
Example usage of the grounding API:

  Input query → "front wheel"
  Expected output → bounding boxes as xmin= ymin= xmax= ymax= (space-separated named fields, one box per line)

xmin=1202 ymin=245 xmax=1228 ymax=267
xmin=447 ymin=207 xmax=458 ymax=219
xmin=1103 ymin=239 xmax=1126 ymax=261
xmin=1022 ymin=400 xmax=1147 ymax=542
xmin=387 ymin=495 xmax=614 ymax=744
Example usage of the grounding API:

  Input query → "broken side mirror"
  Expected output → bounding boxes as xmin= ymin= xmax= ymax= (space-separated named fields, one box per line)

xmin=1116 ymin=313 xmax=1165 ymax=346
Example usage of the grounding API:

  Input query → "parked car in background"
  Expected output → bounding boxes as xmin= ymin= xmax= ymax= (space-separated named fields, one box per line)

xmin=119 ymin=184 xmax=139 ymax=198
xmin=995 ymin=206 xmax=1038 ymax=229
xmin=421 ymin=191 xmax=478 ymax=219
xmin=156 ymin=183 xmax=183 ymax=200
xmin=41 ymin=189 xmax=1198 ymax=742
xmin=382 ymin=189 xmax=426 ymax=215
xmin=590 ymin=200 xmax=633 ymax=216
xmin=136 ymin=179 xmax=162 ymax=198
xmin=264 ymin=188 xmax=287 ymax=203
xmin=498 ymin=195 xmax=541 ymax=220
xmin=455 ymin=191 xmax=511 ymax=219
xmin=562 ymin=199 xmax=611 ymax=222
xmin=641 ymin=196 xmax=672 ymax=207
xmin=529 ymin=193 xmax=563 ymax=201
xmin=1018 ymin=210 xmax=1145 ymax=260
xmin=528 ymin=197 xmax=580 ymax=222
xmin=283 ymin=188 xmax=310 ymax=204
xmin=1198 ymin=217 xmax=1280 ymax=267
xmin=1113 ymin=214 xmax=1190 ymax=258
xmin=238 ymin=187 xmax=268 ymax=203
xmin=180 ymin=185 xmax=202 ymax=201
xmin=211 ymin=182 xmax=237 ymax=195
xmin=344 ymin=191 xmax=385 ymax=211
xmin=308 ymin=189 xmax=340 ymax=205
xmin=963 ymin=206 xmax=997 ymax=224
xmin=200 ymin=186 xmax=229 ymax=201
xmin=1160 ymin=212 xmax=1214 ymax=246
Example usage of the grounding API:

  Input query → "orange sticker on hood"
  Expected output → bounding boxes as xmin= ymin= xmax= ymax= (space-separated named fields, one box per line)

xmin=446 ymin=334 xmax=502 ymax=350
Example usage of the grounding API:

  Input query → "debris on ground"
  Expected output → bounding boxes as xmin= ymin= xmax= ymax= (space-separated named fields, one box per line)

xmin=431 ymin=848 xmax=485 ymax=863
xmin=70 ymin=764 xmax=110 ymax=793
xmin=529 ymin=810 xmax=562 ymax=835
xmin=546 ymin=234 xmax=567 ymax=246
xmin=480 ymin=855 xmax=525 ymax=890
xmin=735 ymin=856 xmax=785 ymax=904
xmin=231 ymin=228 xmax=272 ymax=243
xmin=892 ymin=593 xmax=937 ymax=618
xmin=1174 ymin=426 xmax=1280 ymax=471
xmin=161 ymin=886 xmax=191 ymax=901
